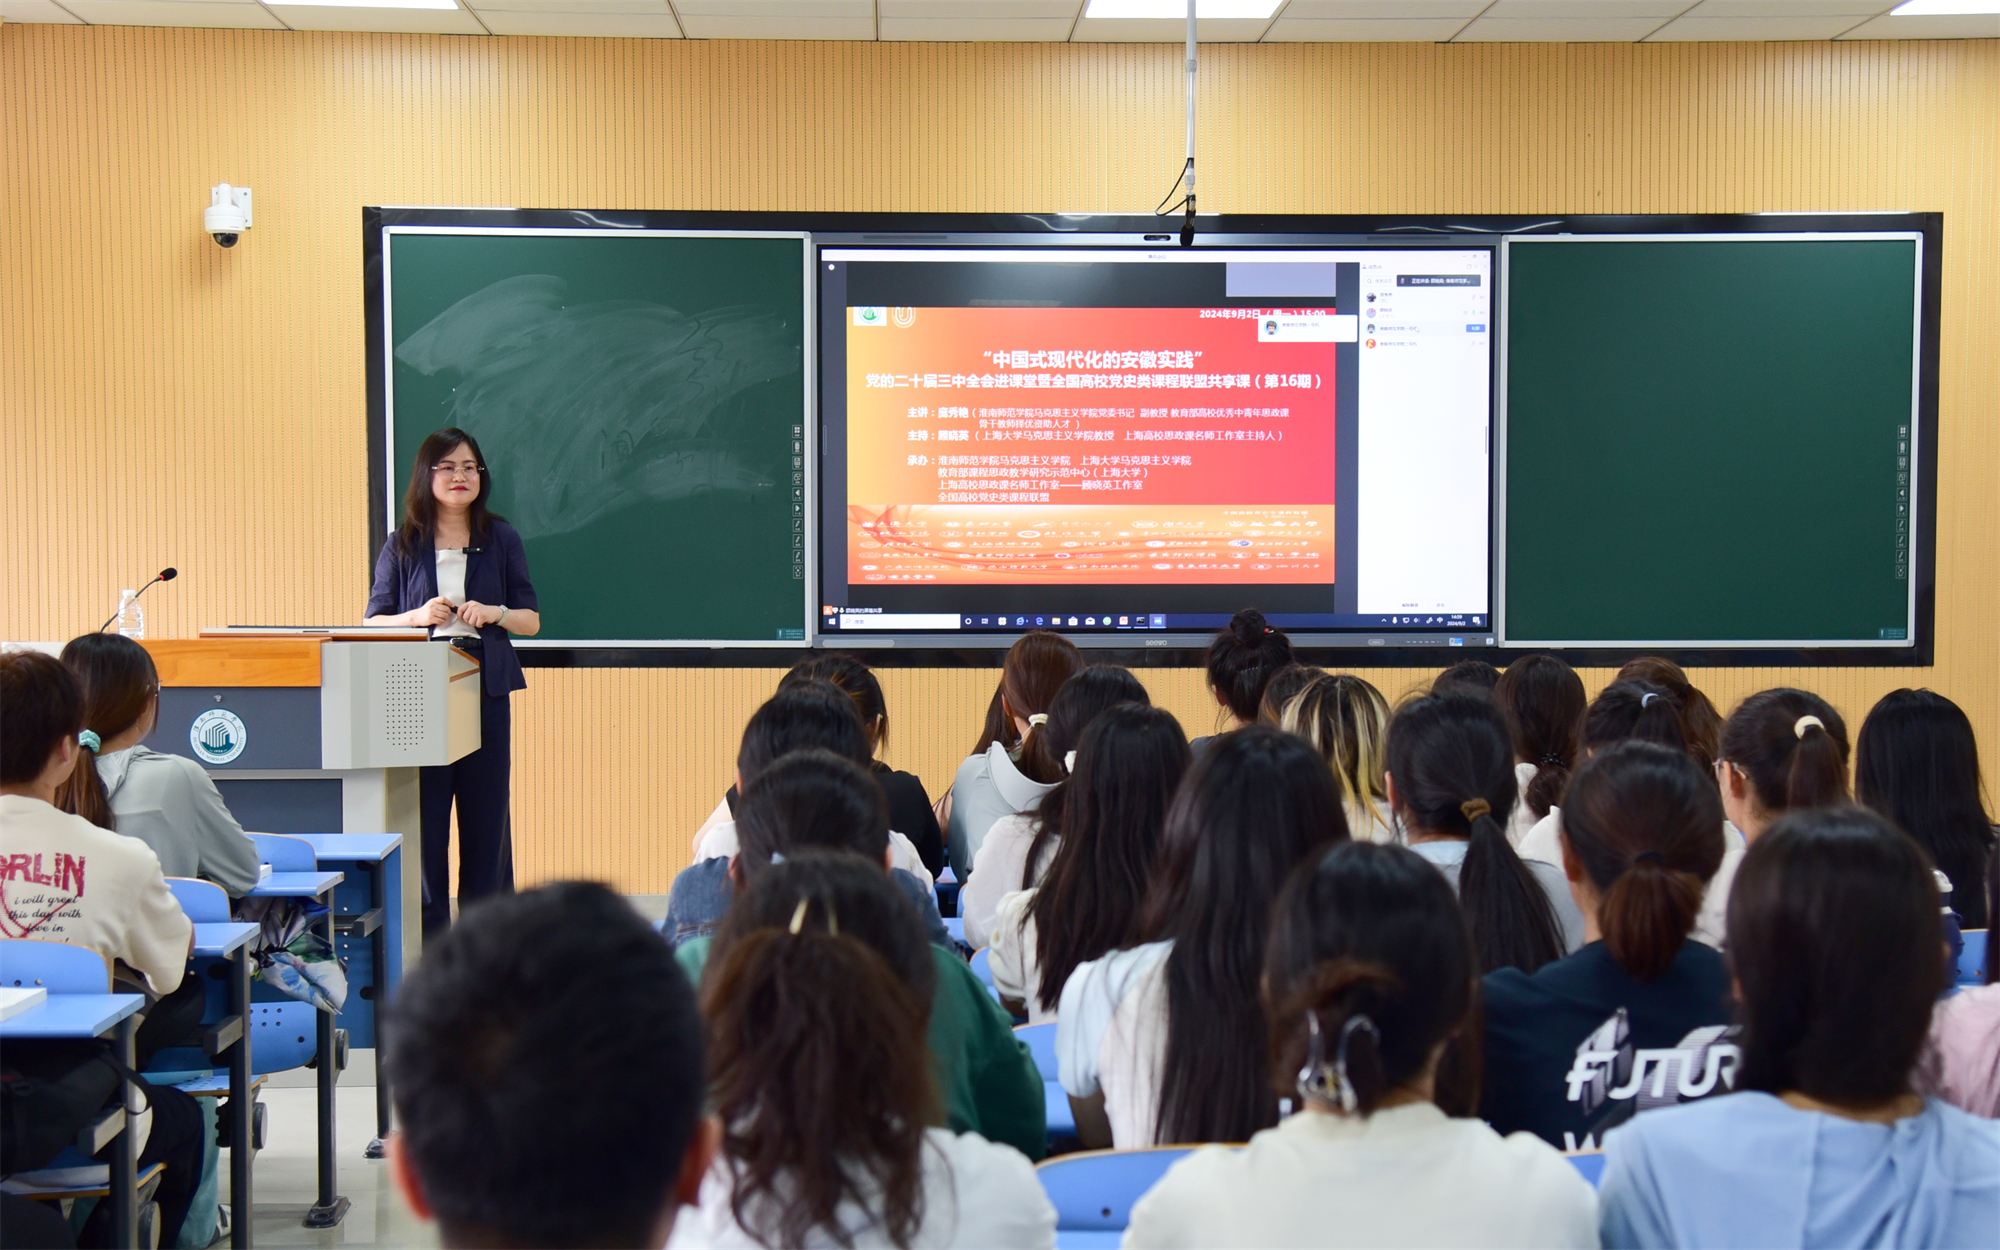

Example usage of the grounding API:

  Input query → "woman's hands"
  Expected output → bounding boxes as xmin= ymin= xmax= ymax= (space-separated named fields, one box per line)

xmin=456 ymin=601 xmax=506 ymax=629
xmin=411 ymin=596 xmax=456 ymax=627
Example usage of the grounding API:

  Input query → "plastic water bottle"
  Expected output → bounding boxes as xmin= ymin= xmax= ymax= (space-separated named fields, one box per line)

xmin=114 ymin=589 xmax=144 ymax=639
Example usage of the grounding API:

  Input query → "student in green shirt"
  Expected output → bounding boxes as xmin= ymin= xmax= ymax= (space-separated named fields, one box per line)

xmin=678 ymin=751 xmax=1046 ymax=1160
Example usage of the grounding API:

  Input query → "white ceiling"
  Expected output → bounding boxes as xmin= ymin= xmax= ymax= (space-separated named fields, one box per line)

xmin=3 ymin=0 xmax=1995 ymax=41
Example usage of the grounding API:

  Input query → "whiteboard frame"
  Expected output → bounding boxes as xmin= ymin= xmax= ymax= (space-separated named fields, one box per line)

xmin=1495 ymin=231 xmax=1925 ymax=652
xmin=380 ymin=225 xmax=818 ymax=649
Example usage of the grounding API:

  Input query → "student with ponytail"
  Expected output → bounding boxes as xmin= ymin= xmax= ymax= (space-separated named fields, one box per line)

xmin=943 ymin=631 xmax=1082 ymax=877
xmin=1614 ymin=657 xmax=1723 ymax=771
xmin=1190 ymin=608 xmax=1294 ymax=758
xmin=56 ymin=632 xmax=261 ymax=895
xmin=1493 ymin=655 xmax=1586 ymax=846
xmin=1480 ymin=742 xmax=1734 ymax=1150
xmin=960 ymin=665 xmax=1149 ymax=949
xmin=1123 ymin=842 xmax=1597 ymax=1249
xmin=1386 ymin=695 xmax=1582 ymax=975
xmin=679 ymin=855 xmax=1055 ymax=1249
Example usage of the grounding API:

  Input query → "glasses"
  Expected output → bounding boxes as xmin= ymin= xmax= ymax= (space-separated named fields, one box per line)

xmin=432 ymin=462 xmax=484 ymax=479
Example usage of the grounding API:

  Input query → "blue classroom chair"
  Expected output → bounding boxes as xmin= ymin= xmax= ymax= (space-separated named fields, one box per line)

xmin=0 ymin=938 xmax=112 ymax=993
xmin=251 ymin=833 xmax=318 ymax=873
xmin=1036 ymin=1146 xmax=1199 ymax=1247
xmin=1958 ymin=930 xmax=1987 ymax=985
xmin=1566 ymin=1152 xmax=1607 ymax=1187
xmin=1015 ymin=1022 xmax=1058 ymax=1081
xmin=167 ymin=877 xmax=230 ymax=922
xmin=1016 ymin=1024 xmax=1074 ymax=1138
xmin=970 ymin=947 xmax=995 ymax=988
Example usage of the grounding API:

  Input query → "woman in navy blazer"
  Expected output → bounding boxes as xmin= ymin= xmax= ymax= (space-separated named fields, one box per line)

xmin=367 ymin=428 xmax=540 ymax=934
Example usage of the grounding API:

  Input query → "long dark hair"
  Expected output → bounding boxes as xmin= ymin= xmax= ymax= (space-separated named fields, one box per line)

xmin=1206 ymin=608 xmax=1295 ymax=724
xmin=54 ymin=633 xmax=160 ymax=830
xmin=1143 ymin=726 xmax=1347 ymax=1144
xmin=979 ymin=631 xmax=1082 ymax=784
xmin=1855 ymin=689 xmax=1995 ymax=930
xmin=1021 ymin=667 xmax=1152 ymax=892
xmin=1493 ymin=655 xmax=1585 ymax=821
xmin=1726 ymin=807 xmax=1945 ymax=1107
xmin=1563 ymin=743 xmax=1726 ymax=981
xmin=1720 ymin=688 xmax=1850 ymax=817
xmin=737 ymin=680 xmax=872 ymax=786
xmin=735 ymin=751 xmax=890 ymax=888
xmin=398 ymin=427 xmax=502 ymax=552
xmin=1265 ymin=842 xmax=1481 ymax=1118
xmin=1387 ymin=695 xmax=1566 ymax=976
xmin=1030 ymin=704 xmax=1189 ymax=1014
xmin=704 ymin=854 xmax=938 ymax=1250
xmin=1615 ymin=657 xmax=1723 ymax=771
xmin=783 ymin=654 xmax=890 ymax=757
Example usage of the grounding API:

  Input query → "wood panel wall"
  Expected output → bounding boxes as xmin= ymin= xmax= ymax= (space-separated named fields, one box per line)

xmin=5 ymin=26 xmax=1995 ymax=893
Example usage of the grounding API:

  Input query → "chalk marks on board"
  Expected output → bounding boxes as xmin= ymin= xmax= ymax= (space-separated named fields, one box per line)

xmin=394 ymin=273 xmax=799 ymax=539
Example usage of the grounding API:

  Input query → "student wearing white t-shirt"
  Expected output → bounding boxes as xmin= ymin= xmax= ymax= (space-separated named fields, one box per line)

xmin=1125 ymin=840 xmax=1597 ymax=1249
xmin=1493 ymin=656 xmax=1585 ymax=847
xmin=675 ymin=856 xmax=1054 ymax=1249
xmin=988 ymin=703 xmax=1187 ymax=1023
xmin=942 ymin=632 xmax=1081 ymax=878
xmin=1057 ymin=727 xmax=1345 ymax=1148
xmin=962 ymin=665 xmax=1148 ymax=950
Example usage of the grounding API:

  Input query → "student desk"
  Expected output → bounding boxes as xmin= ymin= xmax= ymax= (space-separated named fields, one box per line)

xmin=190 ymin=920 xmax=259 ymax=1247
xmin=0 ymin=993 xmax=147 ymax=1248
xmin=292 ymin=833 xmax=404 ymax=1158
xmin=246 ymin=870 xmax=347 ymax=1229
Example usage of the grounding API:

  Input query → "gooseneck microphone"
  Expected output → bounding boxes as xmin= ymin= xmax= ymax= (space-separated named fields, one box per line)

xmin=98 ymin=567 xmax=178 ymax=633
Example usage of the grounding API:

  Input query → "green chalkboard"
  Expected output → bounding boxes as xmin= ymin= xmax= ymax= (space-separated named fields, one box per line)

xmin=386 ymin=230 xmax=809 ymax=644
xmin=1502 ymin=236 xmax=1919 ymax=647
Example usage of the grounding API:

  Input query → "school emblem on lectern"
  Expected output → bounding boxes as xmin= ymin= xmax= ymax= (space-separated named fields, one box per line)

xmin=190 ymin=708 xmax=248 ymax=765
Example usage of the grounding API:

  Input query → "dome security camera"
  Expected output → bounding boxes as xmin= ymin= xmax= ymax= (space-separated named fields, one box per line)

xmin=205 ymin=183 xmax=252 ymax=248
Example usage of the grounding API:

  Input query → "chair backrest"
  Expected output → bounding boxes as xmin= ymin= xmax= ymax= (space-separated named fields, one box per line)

xmin=1566 ymin=1152 xmax=1607 ymax=1188
xmin=0 ymin=939 xmax=112 ymax=993
xmin=1036 ymin=1147 xmax=1198 ymax=1231
xmin=970 ymin=946 xmax=994 ymax=988
xmin=1015 ymin=1021 xmax=1059 ymax=1082
xmin=166 ymin=877 xmax=230 ymax=923
xmin=251 ymin=833 xmax=317 ymax=873
xmin=250 ymin=1001 xmax=320 ymax=1075
xmin=1960 ymin=930 xmax=1988 ymax=985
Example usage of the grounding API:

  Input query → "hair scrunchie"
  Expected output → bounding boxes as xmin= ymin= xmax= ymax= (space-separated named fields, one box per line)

xmin=1793 ymin=715 xmax=1825 ymax=740
xmin=1027 ymin=713 xmax=1049 ymax=727
xmin=1640 ymin=691 xmax=1661 ymax=708
xmin=1460 ymin=797 xmax=1492 ymax=822
xmin=1538 ymin=751 xmax=1567 ymax=769
xmin=77 ymin=730 xmax=102 ymax=753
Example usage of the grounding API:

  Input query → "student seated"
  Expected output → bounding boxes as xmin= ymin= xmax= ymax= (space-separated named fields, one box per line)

xmin=960 ymin=665 xmax=1149 ymax=949
xmin=1430 ymin=659 xmax=1502 ymax=701
xmin=1190 ymin=608 xmax=1294 ymax=759
xmin=1493 ymin=655 xmax=1587 ymax=846
xmin=1598 ymin=806 xmax=2000 ymax=1247
xmin=1254 ymin=662 xmax=1321 ymax=725
xmin=1517 ymin=680 xmax=1744 ymax=948
xmin=0 ymin=651 xmax=210 ymax=1249
xmin=988 ymin=703 xmax=1188 ymax=1023
xmin=692 ymin=654 xmax=946 ymax=879
xmin=1280 ymin=672 xmax=1398 ymax=844
xmin=1385 ymin=694 xmax=1583 ymax=974
xmin=675 ymin=854 xmax=1056 ymax=1248
xmin=1057 ymin=727 xmax=1346 ymax=1148
xmin=1480 ymin=742 xmax=1733 ymax=1150
xmin=1124 ymin=841 xmax=1598 ymax=1249
xmin=55 ymin=633 xmax=260 ymax=896
xmin=1856 ymin=687 xmax=1995 ymax=932
xmin=1919 ymin=851 xmax=2000 ymax=1118
xmin=384 ymin=881 xmax=712 ymax=1249
xmin=943 ymin=631 xmax=1081 ymax=878
xmin=681 ymin=826 xmax=1046 ymax=1162
xmin=1612 ymin=657 xmax=1723 ymax=771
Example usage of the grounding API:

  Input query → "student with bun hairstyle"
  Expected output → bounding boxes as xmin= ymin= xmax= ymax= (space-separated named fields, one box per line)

xmin=56 ymin=632 xmax=261 ymax=896
xmin=1124 ymin=842 xmax=1598 ymax=1249
xmin=1599 ymin=807 xmax=2000 ymax=1247
xmin=961 ymin=665 xmax=1149 ymax=949
xmin=678 ymin=855 xmax=1056 ymax=1249
xmin=1614 ymin=657 xmax=1723 ymax=771
xmin=1281 ymin=673 xmax=1398 ymax=844
xmin=1493 ymin=655 xmax=1586 ymax=846
xmin=1189 ymin=609 xmax=1294 ymax=758
xmin=943 ymin=631 xmax=1082 ymax=877
xmin=1057 ymin=727 xmax=1346 ymax=1147
xmin=987 ymin=702 xmax=1189 ymax=1023
xmin=1255 ymin=662 xmax=1321 ymax=725
xmin=1856 ymin=687 xmax=1995 ymax=930
xmin=1480 ymin=743 xmax=1733 ymax=1150
xmin=1386 ymin=695 xmax=1582 ymax=975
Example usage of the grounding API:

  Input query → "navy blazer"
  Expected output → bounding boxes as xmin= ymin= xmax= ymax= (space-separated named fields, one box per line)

xmin=367 ymin=520 xmax=538 ymax=698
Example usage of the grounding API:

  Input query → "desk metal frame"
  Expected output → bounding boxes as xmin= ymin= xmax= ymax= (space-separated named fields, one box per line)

xmin=192 ymin=921 xmax=259 ymax=1248
xmin=246 ymin=871 xmax=348 ymax=1229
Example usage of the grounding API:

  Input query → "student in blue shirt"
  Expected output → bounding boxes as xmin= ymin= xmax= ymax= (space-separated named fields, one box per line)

xmin=1599 ymin=805 xmax=2000 ymax=1248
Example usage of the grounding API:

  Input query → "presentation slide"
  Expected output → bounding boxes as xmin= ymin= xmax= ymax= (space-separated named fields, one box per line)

xmin=818 ymin=247 xmax=1492 ymax=641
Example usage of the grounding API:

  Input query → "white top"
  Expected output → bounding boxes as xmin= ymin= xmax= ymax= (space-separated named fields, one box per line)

xmin=667 ymin=1127 xmax=1055 ymax=1249
xmin=960 ymin=812 xmax=1056 ymax=950
xmin=432 ymin=547 xmax=479 ymax=639
xmin=96 ymin=746 xmax=261 ymax=897
xmin=0 ymin=795 xmax=193 ymax=995
xmin=1517 ymin=813 xmax=1746 ymax=950
xmin=987 ymin=887 xmax=1057 ymax=1024
xmin=1507 ymin=761 xmax=1541 ymax=847
xmin=1056 ymin=939 xmax=1175 ymax=1147
xmin=946 ymin=744 xmax=1059 ymax=878
xmin=1347 ymin=796 xmax=1400 ymax=845
xmin=1123 ymin=1102 xmax=1599 ymax=1249
xmin=692 ymin=795 xmax=733 ymax=854
xmin=694 ymin=818 xmax=933 ymax=886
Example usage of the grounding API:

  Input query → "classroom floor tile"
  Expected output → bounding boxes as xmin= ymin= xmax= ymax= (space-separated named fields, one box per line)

xmin=229 ymin=1087 xmax=435 ymax=1249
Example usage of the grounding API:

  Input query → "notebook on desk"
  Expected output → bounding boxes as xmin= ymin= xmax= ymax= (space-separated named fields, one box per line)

xmin=0 ymin=986 xmax=49 ymax=1022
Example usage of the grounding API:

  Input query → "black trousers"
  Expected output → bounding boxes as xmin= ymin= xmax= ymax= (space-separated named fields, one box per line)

xmin=420 ymin=684 xmax=513 ymax=934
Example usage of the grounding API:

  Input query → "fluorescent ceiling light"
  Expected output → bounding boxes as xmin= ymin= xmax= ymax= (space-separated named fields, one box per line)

xmin=1085 ymin=0 xmax=1283 ymax=18
xmin=1888 ymin=0 xmax=2000 ymax=12
xmin=267 ymin=0 xmax=461 ymax=8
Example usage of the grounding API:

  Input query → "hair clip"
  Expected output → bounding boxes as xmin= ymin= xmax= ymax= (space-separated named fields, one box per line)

xmin=788 ymin=899 xmax=810 ymax=935
xmin=1793 ymin=715 xmax=1824 ymax=739
xmin=77 ymin=730 xmax=102 ymax=753
xmin=1298 ymin=1011 xmax=1380 ymax=1114
xmin=770 ymin=851 xmax=786 ymax=864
